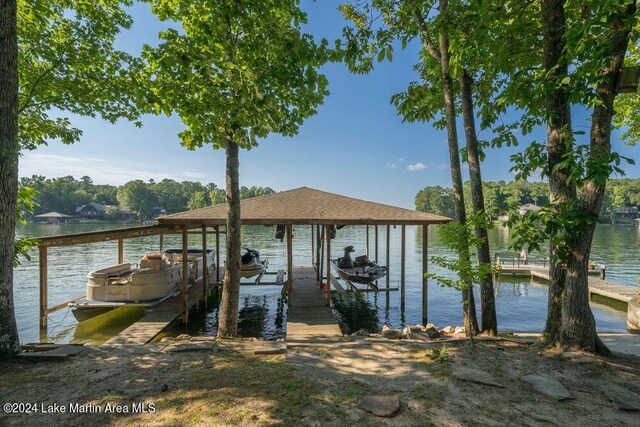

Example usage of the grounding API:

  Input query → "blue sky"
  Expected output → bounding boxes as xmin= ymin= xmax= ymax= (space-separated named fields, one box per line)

xmin=19 ymin=0 xmax=639 ymax=208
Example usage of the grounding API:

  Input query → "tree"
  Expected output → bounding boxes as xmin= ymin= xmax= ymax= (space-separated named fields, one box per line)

xmin=142 ymin=0 xmax=330 ymax=337
xmin=0 ymin=0 xmax=21 ymax=358
xmin=506 ymin=0 xmax=638 ymax=353
xmin=1 ymin=0 xmax=141 ymax=358
xmin=209 ymin=188 xmax=226 ymax=206
xmin=342 ymin=0 xmax=482 ymax=334
xmin=116 ymin=180 xmax=157 ymax=219
xmin=188 ymin=191 xmax=208 ymax=210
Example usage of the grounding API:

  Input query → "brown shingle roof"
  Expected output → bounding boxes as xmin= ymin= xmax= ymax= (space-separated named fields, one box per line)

xmin=157 ymin=187 xmax=451 ymax=226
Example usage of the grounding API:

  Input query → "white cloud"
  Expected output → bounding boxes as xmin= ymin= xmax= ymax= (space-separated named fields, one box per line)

xmin=406 ymin=162 xmax=426 ymax=171
xmin=20 ymin=153 xmax=209 ymax=185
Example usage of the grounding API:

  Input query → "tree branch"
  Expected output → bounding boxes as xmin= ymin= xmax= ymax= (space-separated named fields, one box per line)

xmin=413 ymin=7 xmax=441 ymax=63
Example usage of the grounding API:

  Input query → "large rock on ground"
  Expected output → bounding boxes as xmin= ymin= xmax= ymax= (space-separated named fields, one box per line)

xmin=586 ymin=378 xmax=640 ymax=411
xmin=521 ymin=375 xmax=571 ymax=400
xmin=453 ymin=367 xmax=504 ymax=388
xmin=358 ymin=395 xmax=401 ymax=417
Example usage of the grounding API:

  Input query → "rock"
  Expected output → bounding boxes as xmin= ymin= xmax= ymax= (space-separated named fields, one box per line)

xmin=521 ymin=375 xmax=572 ymax=400
xmin=254 ymin=343 xmax=286 ymax=355
xmin=160 ymin=337 xmax=174 ymax=343
xmin=620 ymin=381 xmax=640 ymax=396
xmin=382 ymin=324 xmax=403 ymax=340
xmin=425 ymin=326 xmax=441 ymax=339
xmin=562 ymin=352 xmax=599 ymax=364
xmin=358 ymin=395 xmax=401 ymax=417
xmin=165 ymin=342 xmax=215 ymax=353
xmin=176 ymin=334 xmax=191 ymax=341
xmin=442 ymin=326 xmax=454 ymax=334
xmin=453 ymin=367 xmax=504 ymax=388
xmin=451 ymin=332 xmax=467 ymax=339
xmin=454 ymin=326 xmax=465 ymax=334
xmin=410 ymin=324 xmax=425 ymax=333
xmin=586 ymin=378 xmax=640 ymax=411
xmin=352 ymin=329 xmax=369 ymax=337
xmin=402 ymin=326 xmax=412 ymax=339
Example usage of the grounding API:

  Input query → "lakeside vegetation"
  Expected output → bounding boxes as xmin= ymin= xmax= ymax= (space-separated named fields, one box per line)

xmin=416 ymin=178 xmax=640 ymax=222
xmin=19 ymin=175 xmax=275 ymax=220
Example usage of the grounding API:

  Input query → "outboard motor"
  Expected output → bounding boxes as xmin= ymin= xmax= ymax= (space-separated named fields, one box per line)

xmin=242 ymin=248 xmax=260 ymax=265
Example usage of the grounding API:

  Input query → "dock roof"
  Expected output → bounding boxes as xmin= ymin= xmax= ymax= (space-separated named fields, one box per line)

xmin=35 ymin=212 xmax=72 ymax=218
xmin=157 ymin=187 xmax=451 ymax=226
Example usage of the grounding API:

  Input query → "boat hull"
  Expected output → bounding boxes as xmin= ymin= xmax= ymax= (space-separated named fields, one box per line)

xmin=331 ymin=259 xmax=387 ymax=284
xmin=87 ymin=265 xmax=183 ymax=302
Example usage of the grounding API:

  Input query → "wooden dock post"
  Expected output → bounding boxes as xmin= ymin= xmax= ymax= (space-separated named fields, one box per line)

xmin=374 ymin=225 xmax=379 ymax=262
xmin=386 ymin=225 xmax=390 ymax=289
xmin=181 ymin=226 xmax=188 ymax=323
xmin=215 ymin=226 xmax=220 ymax=283
xmin=400 ymin=225 xmax=406 ymax=308
xmin=287 ymin=225 xmax=293 ymax=305
xmin=311 ymin=224 xmax=314 ymax=267
xmin=159 ymin=232 xmax=164 ymax=251
xmin=325 ymin=225 xmax=331 ymax=306
xmin=118 ymin=238 xmax=124 ymax=264
xmin=39 ymin=246 xmax=48 ymax=331
xmin=366 ymin=225 xmax=369 ymax=256
xmin=202 ymin=225 xmax=208 ymax=300
xmin=319 ymin=226 xmax=324 ymax=284
xmin=422 ymin=225 xmax=428 ymax=325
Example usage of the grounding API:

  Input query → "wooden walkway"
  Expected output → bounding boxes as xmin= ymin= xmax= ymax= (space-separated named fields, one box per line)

xmin=104 ymin=280 xmax=215 ymax=346
xmin=286 ymin=266 xmax=342 ymax=344
xmin=499 ymin=266 xmax=639 ymax=303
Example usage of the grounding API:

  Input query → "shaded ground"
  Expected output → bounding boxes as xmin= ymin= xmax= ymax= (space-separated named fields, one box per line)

xmin=1 ymin=339 xmax=639 ymax=426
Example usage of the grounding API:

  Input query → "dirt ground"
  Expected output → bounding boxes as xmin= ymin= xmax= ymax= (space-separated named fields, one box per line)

xmin=1 ymin=338 xmax=639 ymax=426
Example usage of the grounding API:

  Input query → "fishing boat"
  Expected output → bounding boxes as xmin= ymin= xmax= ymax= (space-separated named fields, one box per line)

xmin=70 ymin=249 xmax=215 ymax=321
xmin=241 ymin=248 xmax=269 ymax=280
xmin=331 ymin=245 xmax=387 ymax=285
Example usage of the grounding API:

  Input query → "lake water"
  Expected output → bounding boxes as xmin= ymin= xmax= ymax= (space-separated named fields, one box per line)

xmin=14 ymin=222 xmax=639 ymax=344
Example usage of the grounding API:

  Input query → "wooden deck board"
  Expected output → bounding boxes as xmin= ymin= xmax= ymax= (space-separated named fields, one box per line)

xmin=498 ymin=266 xmax=638 ymax=303
xmin=104 ymin=279 xmax=216 ymax=346
xmin=286 ymin=266 xmax=342 ymax=344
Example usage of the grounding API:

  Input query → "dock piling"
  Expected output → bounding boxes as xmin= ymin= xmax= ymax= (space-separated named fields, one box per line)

xmin=202 ymin=225 xmax=208 ymax=301
xmin=117 ymin=238 xmax=124 ymax=264
xmin=325 ymin=224 xmax=331 ymax=306
xmin=422 ymin=225 xmax=428 ymax=325
xmin=401 ymin=225 xmax=406 ymax=309
xmin=39 ymin=246 xmax=48 ymax=332
xmin=181 ymin=226 xmax=188 ymax=323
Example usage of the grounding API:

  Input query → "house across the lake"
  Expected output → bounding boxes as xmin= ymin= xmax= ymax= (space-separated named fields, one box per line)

xmin=613 ymin=206 xmax=638 ymax=219
xmin=518 ymin=203 xmax=541 ymax=216
xmin=75 ymin=202 xmax=107 ymax=219
xmin=34 ymin=212 xmax=73 ymax=224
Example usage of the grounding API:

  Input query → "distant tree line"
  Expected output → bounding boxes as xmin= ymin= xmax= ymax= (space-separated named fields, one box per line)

xmin=416 ymin=178 xmax=640 ymax=221
xmin=19 ymin=175 xmax=275 ymax=219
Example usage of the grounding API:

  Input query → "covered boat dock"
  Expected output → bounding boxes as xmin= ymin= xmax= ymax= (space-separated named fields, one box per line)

xmin=35 ymin=187 xmax=450 ymax=344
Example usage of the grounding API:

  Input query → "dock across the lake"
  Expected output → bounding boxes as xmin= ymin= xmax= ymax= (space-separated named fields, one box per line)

xmin=498 ymin=265 xmax=639 ymax=304
xmin=285 ymin=266 xmax=342 ymax=345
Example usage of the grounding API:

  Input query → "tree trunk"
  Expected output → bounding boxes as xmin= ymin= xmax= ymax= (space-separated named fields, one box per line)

xmin=438 ymin=0 xmax=479 ymax=335
xmin=0 ymin=0 xmax=20 ymax=359
xmin=539 ymin=0 xmax=576 ymax=348
xmin=460 ymin=69 xmax=497 ymax=336
xmin=217 ymin=138 xmax=241 ymax=337
xmin=560 ymin=0 xmax=636 ymax=354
